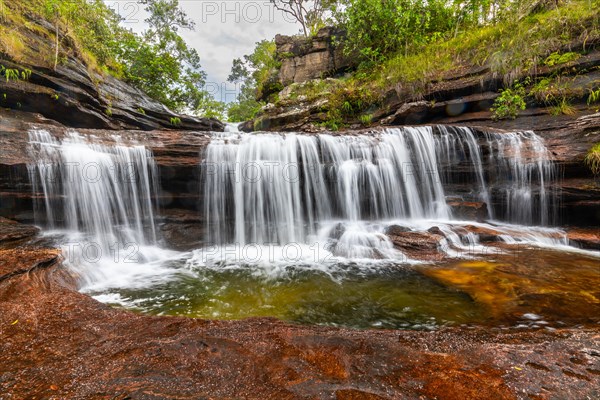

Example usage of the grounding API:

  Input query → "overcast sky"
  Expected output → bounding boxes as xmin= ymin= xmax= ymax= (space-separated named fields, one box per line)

xmin=105 ymin=1 xmax=300 ymax=103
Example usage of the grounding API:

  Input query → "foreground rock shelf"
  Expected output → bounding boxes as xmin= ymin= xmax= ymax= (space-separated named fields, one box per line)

xmin=1 ymin=226 xmax=599 ymax=399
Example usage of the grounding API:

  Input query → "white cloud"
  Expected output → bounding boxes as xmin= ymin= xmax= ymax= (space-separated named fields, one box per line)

xmin=106 ymin=1 xmax=301 ymax=103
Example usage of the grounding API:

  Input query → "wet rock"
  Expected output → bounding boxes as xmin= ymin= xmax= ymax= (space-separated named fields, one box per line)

xmin=238 ymin=119 xmax=255 ymax=132
xmin=0 ymin=247 xmax=61 ymax=282
xmin=427 ymin=226 xmax=444 ymax=235
xmin=0 ymin=257 xmax=599 ymax=399
xmin=458 ymin=224 xmax=504 ymax=243
xmin=386 ymin=228 xmax=445 ymax=260
xmin=385 ymin=224 xmax=412 ymax=235
xmin=159 ymin=209 xmax=205 ymax=250
xmin=0 ymin=217 xmax=38 ymax=245
xmin=567 ymin=228 xmax=600 ymax=250
xmin=448 ymin=201 xmax=489 ymax=222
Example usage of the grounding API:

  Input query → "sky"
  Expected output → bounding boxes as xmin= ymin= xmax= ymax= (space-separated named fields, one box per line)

xmin=104 ymin=1 xmax=301 ymax=103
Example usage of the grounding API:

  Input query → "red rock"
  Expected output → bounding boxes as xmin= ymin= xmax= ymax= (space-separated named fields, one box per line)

xmin=0 ymin=245 xmax=599 ymax=398
xmin=447 ymin=201 xmax=489 ymax=222
xmin=567 ymin=227 xmax=600 ymax=250
xmin=385 ymin=226 xmax=445 ymax=260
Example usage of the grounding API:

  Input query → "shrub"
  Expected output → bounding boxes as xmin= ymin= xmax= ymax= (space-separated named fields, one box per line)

xmin=491 ymin=83 xmax=527 ymax=120
xmin=544 ymin=51 xmax=580 ymax=67
xmin=584 ymin=143 xmax=600 ymax=176
xmin=588 ymin=88 xmax=600 ymax=105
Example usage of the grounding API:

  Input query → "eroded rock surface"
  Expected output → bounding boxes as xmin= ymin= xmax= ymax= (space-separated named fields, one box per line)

xmin=1 ymin=258 xmax=600 ymax=399
xmin=276 ymin=27 xmax=356 ymax=87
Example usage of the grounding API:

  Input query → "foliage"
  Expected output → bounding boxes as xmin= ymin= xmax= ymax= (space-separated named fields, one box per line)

xmin=1 ymin=0 xmax=223 ymax=116
xmin=116 ymin=0 xmax=219 ymax=113
xmin=359 ymin=114 xmax=372 ymax=126
xmin=530 ymin=75 xmax=580 ymax=115
xmin=318 ymin=78 xmax=377 ymax=129
xmin=334 ymin=0 xmax=454 ymax=66
xmin=0 ymin=65 xmax=32 ymax=82
xmin=544 ymin=51 xmax=581 ymax=67
xmin=549 ymin=97 xmax=576 ymax=116
xmin=491 ymin=82 xmax=527 ymax=120
xmin=274 ymin=0 xmax=599 ymax=126
xmin=170 ymin=116 xmax=181 ymax=126
xmin=197 ymin=98 xmax=227 ymax=120
xmin=227 ymin=89 xmax=263 ymax=122
xmin=584 ymin=143 xmax=600 ymax=176
xmin=588 ymin=88 xmax=600 ymax=105
xmin=269 ymin=0 xmax=333 ymax=37
xmin=227 ymin=40 xmax=280 ymax=121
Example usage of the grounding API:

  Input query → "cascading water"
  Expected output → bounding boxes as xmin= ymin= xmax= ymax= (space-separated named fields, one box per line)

xmin=202 ymin=126 xmax=560 ymax=259
xmin=28 ymin=130 xmax=178 ymax=288
xmin=26 ymin=125 xmax=599 ymax=330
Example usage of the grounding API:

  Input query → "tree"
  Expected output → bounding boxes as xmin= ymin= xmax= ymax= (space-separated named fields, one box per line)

xmin=226 ymin=40 xmax=280 ymax=121
xmin=335 ymin=0 xmax=455 ymax=65
xmin=116 ymin=0 xmax=222 ymax=114
xmin=270 ymin=0 xmax=333 ymax=36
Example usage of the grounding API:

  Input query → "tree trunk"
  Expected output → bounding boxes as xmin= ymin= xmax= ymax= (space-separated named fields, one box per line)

xmin=53 ymin=14 xmax=59 ymax=71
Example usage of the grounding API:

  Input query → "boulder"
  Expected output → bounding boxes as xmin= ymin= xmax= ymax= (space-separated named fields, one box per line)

xmin=385 ymin=226 xmax=445 ymax=260
xmin=381 ymin=101 xmax=432 ymax=125
xmin=447 ymin=201 xmax=489 ymax=222
xmin=275 ymin=27 xmax=356 ymax=86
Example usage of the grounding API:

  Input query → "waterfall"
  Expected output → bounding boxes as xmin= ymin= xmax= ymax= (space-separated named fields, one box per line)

xmin=202 ymin=126 xmax=558 ymax=248
xmin=28 ymin=130 xmax=159 ymax=253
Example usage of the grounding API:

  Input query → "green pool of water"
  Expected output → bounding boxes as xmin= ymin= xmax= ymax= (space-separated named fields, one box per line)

xmin=89 ymin=247 xmax=600 ymax=330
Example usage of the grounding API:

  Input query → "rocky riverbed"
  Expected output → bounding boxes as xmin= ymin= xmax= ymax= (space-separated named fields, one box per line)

xmin=1 ymin=221 xmax=599 ymax=399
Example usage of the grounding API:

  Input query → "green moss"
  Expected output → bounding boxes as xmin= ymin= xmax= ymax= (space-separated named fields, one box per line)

xmin=544 ymin=52 xmax=581 ymax=67
xmin=0 ymin=26 xmax=26 ymax=61
xmin=278 ymin=52 xmax=295 ymax=59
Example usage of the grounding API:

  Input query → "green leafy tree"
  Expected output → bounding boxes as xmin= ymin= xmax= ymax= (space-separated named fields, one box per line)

xmin=115 ymin=0 xmax=216 ymax=113
xmin=334 ymin=0 xmax=455 ymax=65
xmin=226 ymin=40 xmax=280 ymax=122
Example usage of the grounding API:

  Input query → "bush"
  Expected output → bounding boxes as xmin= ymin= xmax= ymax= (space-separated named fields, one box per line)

xmin=584 ymin=143 xmax=600 ymax=175
xmin=491 ymin=82 xmax=527 ymax=120
xmin=336 ymin=0 xmax=454 ymax=66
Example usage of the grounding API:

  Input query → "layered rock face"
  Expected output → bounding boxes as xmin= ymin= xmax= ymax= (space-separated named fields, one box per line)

xmin=0 ymin=109 xmax=211 ymax=240
xmin=275 ymin=27 xmax=356 ymax=86
xmin=0 ymin=10 xmax=223 ymax=132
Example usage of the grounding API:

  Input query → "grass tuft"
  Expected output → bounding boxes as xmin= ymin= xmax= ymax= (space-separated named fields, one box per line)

xmin=584 ymin=143 xmax=600 ymax=175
